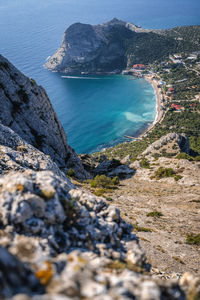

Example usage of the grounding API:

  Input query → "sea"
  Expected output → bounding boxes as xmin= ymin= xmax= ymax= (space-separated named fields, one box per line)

xmin=0 ymin=0 xmax=199 ymax=153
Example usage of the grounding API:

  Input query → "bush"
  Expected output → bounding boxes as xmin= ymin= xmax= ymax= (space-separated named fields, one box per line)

xmin=146 ymin=211 xmax=163 ymax=218
xmin=134 ymin=222 xmax=153 ymax=232
xmin=112 ymin=176 xmax=119 ymax=185
xmin=140 ymin=157 xmax=150 ymax=169
xmin=90 ymin=175 xmax=119 ymax=189
xmin=154 ymin=167 xmax=176 ymax=179
xmin=186 ymin=233 xmax=200 ymax=245
xmin=94 ymin=188 xmax=107 ymax=196
xmin=194 ymin=155 xmax=200 ymax=161
xmin=67 ymin=168 xmax=75 ymax=177
xmin=174 ymin=175 xmax=183 ymax=181
xmin=176 ymin=152 xmax=193 ymax=161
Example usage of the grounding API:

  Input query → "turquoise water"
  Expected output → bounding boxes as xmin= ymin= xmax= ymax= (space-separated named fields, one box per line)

xmin=0 ymin=0 xmax=199 ymax=152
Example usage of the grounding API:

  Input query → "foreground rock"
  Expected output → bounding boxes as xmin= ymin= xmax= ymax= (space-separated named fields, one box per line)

xmin=0 ymin=54 xmax=88 ymax=179
xmin=0 ymin=168 xmax=188 ymax=299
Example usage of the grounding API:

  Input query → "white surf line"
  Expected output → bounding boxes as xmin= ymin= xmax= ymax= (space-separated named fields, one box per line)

xmin=61 ymin=76 xmax=100 ymax=79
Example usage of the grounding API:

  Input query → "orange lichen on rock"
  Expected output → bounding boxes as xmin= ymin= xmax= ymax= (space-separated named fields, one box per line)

xmin=35 ymin=261 xmax=54 ymax=285
xmin=17 ymin=184 xmax=24 ymax=192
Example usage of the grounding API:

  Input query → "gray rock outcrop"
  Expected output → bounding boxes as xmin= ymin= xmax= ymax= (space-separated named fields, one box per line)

xmin=0 ymin=54 xmax=89 ymax=179
xmin=141 ymin=133 xmax=190 ymax=157
xmin=0 ymin=168 xmax=186 ymax=300
xmin=45 ymin=18 xmax=157 ymax=74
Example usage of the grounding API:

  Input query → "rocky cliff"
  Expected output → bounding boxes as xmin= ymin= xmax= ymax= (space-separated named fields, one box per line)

xmin=0 ymin=54 xmax=89 ymax=179
xmin=45 ymin=19 xmax=200 ymax=74
xmin=45 ymin=18 xmax=159 ymax=74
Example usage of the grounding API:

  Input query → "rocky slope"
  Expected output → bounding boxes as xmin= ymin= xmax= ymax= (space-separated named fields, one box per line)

xmin=0 ymin=55 xmax=88 ymax=179
xmin=45 ymin=19 xmax=200 ymax=74
xmin=0 ymin=129 xmax=191 ymax=300
xmin=107 ymin=134 xmax=200 ymax=277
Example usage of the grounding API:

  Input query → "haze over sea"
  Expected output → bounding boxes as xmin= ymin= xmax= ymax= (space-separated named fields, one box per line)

xmin=0 ymin=0 xmax=199 ymax=153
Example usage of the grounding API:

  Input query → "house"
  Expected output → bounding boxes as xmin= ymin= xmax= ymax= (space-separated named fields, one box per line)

xmin=168 ymin=87 xmax=174 ymax=93
xmin=190 ymin=103 xmax=197 ymax=108
xmin=132 ymin=64 xmax=146 ymax=70
xmin=171 ymin=104 xmax=184 ymax=111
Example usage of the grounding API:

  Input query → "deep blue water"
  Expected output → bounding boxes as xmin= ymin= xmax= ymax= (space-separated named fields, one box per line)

xmin=0 ymin=0 xmax=199 ymax=153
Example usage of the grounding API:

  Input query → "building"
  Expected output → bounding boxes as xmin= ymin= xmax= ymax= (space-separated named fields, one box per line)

xmin=171 ymin=104 xmax=184 ymax=111
xmin=167 ymin=87 xmax=175 ymax=95
xmin=132 ymin=64 xmax=146 ymax=70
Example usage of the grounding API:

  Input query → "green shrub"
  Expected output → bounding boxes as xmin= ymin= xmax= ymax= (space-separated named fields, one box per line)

xmin=146 ymin=211 xmax=163 ymax=218
xmin=90 ymin=175 xmax=119 ymax=189
xmin=186 ymin=233 xmax=200 ymax=245
xmin=94 ymin=188 xmax=107 ymax=196
xmin=106 ymin=197 xmax=113 ymax=202
xmin=174 ymin=175 xmax=183 ymax=181
xmin=112 ymin=176 xmax=119 ymax=185
xmin=67 ymin=168 xmax=75 ymax=177
xmin=140 ymin=157 xmax=150 ymax=169
xmin=154 ymin=167 xmax=176 ymax=179
xmin=134 ymin=222 xmax=153 ymax=232
xmin=194 ymin=155 xmax=200 ymax=162
xmin=176 ymin=152 xmax=193 ymax=161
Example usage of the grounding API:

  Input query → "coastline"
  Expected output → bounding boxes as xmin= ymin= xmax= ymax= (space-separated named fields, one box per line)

xmin=138 ymin=75 xmax=163 ymax=139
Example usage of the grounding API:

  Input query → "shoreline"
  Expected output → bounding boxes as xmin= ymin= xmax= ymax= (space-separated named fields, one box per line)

xmin=137 ymin=75 xmax=163 ymax=139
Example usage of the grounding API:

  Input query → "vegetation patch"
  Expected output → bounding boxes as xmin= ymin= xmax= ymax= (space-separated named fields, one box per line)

xmin=134 ymin=222 xmax=153 ymax=232
xmin=186 ymin=233 xmax=200 ymax=245
xmin=90 ymin=175 xmax=119 ymax=189
xmin=154 ymin=167 xmax=176 ymax=179
xmin=67 ymin=168 xmax=75 ymax=178
xmin=146 ymin=211 xmax=163 ymax=218
xmin=176 ymin=152 xmax=194 ymax=161
xmin=174 ymin=175 xmax=183 ymax=181
xmin=140 ymin=157 xmax=150 ymax=169
xmin=106 ymin=197 xmax=113 ymax=202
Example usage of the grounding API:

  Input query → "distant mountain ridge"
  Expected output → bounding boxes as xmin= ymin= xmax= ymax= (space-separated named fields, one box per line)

xmin=45 ymin=18 xmax=200 ymax=74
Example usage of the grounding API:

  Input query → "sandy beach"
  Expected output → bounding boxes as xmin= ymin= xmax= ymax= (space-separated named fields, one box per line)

xmin=138 ymin=75 xmax=163 ymax=138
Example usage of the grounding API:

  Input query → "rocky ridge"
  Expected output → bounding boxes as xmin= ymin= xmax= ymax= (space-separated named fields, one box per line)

xmin=0 ymin=56 xmax=199 ymax=299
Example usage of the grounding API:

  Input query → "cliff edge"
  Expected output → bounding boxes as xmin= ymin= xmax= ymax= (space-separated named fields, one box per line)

xmin=0 ymin=54 xmax=89 ymax=179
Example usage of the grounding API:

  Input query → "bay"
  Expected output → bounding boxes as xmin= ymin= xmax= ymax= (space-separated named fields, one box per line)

xmin=0 ymin=0 xmax=199 ymax=152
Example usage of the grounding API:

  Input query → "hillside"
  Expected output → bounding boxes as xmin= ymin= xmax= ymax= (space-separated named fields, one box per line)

xmin=45 ymin=19 xmax=200 ymax=74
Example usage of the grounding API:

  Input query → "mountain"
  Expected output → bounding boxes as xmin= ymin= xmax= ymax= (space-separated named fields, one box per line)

xmin=45 ymin=19 xmax=200 ymax=74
